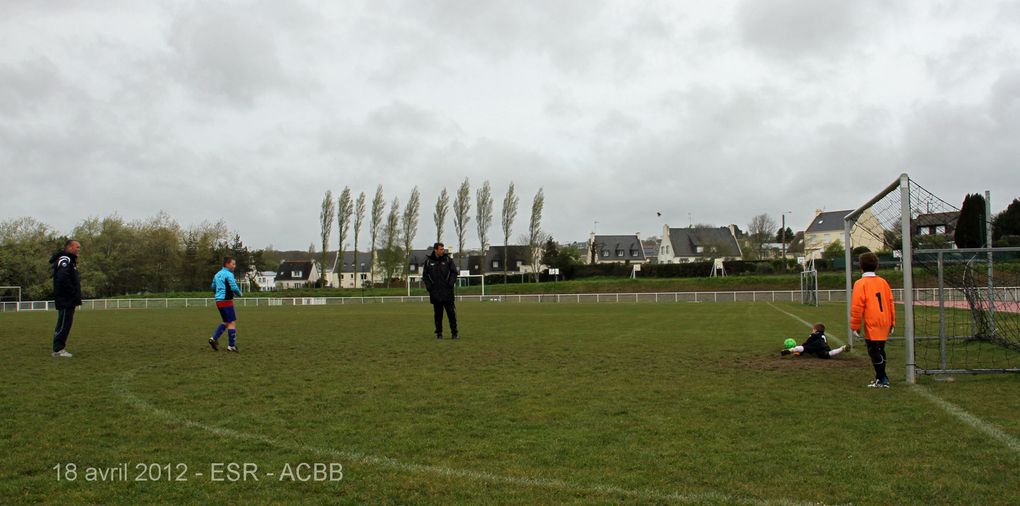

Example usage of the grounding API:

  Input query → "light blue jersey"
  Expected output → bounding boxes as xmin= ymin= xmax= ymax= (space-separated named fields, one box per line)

xmin=212 ymin=267 xmax=242 ymax=301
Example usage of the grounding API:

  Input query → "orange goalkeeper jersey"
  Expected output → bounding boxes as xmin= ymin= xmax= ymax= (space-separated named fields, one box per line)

xmin=850 ymin=273 xmax=895 ymax=341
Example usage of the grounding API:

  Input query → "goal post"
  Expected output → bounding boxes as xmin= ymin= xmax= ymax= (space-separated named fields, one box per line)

xmin=845 ymin=173 xmax=1020 ymax=384
xmin=800 ymin=258 xmax=819 ymax=306
xmin=843 ymin=174 xmax=914 ymax=379
xmin=0 ymin=286 xmax=22 ymax=312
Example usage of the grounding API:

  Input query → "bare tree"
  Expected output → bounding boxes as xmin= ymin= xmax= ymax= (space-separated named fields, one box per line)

xmin=527 ymin=188 xmax=545 ymax=280
xmin=402 ymin=186 xmax=421 ymax=276
xmin=475 ymin=180 xmax=493 ymax=274
xmin=433 ymin=187 xmax=449 ymax=244
xmin=748 ymin=213 xmax=778 ymax=260
xmin=382 ymin=196 xmax=402 ymax=285
xmin=319 ymin=190 xmax=335 ymax=284
xmin=369 ymin=185 xmax=385 ymax=285
xmin=500 ymin=181 xmax=519 ymax=279
xmin=453 ymin=178 xmax=471 ymax=265
xmin=335 ymin=187 xmax=354 ymax=284
xmin=352 ymin=191 xmax=366 ymax=289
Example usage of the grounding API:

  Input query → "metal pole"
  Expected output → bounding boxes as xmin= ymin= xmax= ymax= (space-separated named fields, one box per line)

xmin=781 ymin=213 xmax=786 ymax=262
xmin=844 ymin=214 xmax=854 ymax=347
xmin=985 ymin=190 xmax=995 ymax=337
xmin=901 ymin=173 xmax=916 ymax=384
xmin=938 ymin=251 xmax=946 ymax=372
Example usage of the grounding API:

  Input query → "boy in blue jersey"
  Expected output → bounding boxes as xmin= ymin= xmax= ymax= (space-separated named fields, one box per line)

xmin=209 ymin=256 xmax=242 ymax=352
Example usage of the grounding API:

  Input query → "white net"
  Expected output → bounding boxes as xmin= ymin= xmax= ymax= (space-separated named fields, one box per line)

xmin=844 ymin=174 xmax=1020 ymax=379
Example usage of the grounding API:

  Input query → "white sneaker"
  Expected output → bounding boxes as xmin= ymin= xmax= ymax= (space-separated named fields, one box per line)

xmin=52 ymin=349 xmax=73 ymax=358
xmin=866 ymin=379 xmax=879 ymax=388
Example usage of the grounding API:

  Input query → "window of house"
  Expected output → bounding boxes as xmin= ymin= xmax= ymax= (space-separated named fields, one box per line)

xmin=292 ymin=271 xmax=302 ymax=278
xmin=601 ymin=249 xmax=609 ymax=257
xmin=615 ymin=249 xmax=624 ymax=257
xmin=492 ymin=261 xmax=499 ymax=269
xmin=360 ymin=274 xmax=367 ymax=280
xmin=936 ymin=225 xmax=946 ymax=234
xmin=696 ymin=246 xmax=704 ymax=254
xmin=409 ymin=264 xmax=417 ymax=272
xmin=516 ymin=260 xmax=523 ymax=268
xmin=630 ymin=248 xmax=639 ymax=256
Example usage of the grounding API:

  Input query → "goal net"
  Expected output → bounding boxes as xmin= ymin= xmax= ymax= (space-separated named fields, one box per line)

xmin=0 ymin=286 xmax=21 ymax=312
xmin=844 ymin=173 xmax=1020 ymax=382
xmin=800 ymin=258 xmax=819 ymax=306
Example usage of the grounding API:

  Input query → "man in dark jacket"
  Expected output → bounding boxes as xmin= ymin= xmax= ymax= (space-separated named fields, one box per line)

xmin=422 ymin=242 xmax=459 ymax=339
xmin=50 ymin=239 xmax=82 ymax=357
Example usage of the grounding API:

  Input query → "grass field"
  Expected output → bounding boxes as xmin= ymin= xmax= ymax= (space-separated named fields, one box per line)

xmin=2 ymin=301 xmax=1019 ymax=505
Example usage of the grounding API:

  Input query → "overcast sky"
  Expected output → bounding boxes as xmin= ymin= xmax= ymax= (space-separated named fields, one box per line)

xmin=3 ymin=1 xmax=1019 ymax=251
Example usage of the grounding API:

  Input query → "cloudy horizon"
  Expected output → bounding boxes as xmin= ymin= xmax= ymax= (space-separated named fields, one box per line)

xmin=3 ymin=1 xmax=1019 ymax=251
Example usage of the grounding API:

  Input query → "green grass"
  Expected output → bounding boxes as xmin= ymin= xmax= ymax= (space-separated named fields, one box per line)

xmin=2 ymin=302 xmax=1019 ymax=504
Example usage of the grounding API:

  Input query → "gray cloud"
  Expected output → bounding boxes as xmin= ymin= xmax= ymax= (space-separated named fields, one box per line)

xmin=3 ymin=1 xmax=1020 ymax=250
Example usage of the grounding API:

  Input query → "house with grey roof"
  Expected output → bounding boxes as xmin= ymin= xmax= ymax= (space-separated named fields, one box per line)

xmin=587 ymin=233 xmax=648 ymax=264
xmin=803 ymin=208 xmax=885 ymax=259
xmin=658 ymin=225 xmax=742 ymax=264
xmin=914 ymin=211 xmax=959 ymax=237
xmin=275 ymin=260 xmax=319 ymax=289
xmin=466 ymin=245 xmax=540 ymax=275
xmin=325 ymin=251 xmax=378 ymax=288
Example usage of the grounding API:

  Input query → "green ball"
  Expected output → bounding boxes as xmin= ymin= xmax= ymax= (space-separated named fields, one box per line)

xmin=783 ymin=338 xmax=797 ymax=349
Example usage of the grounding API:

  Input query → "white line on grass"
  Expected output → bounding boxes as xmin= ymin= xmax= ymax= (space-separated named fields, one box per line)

xmin=767 ymin=303 xmax=1020 ymax=457
xmin=911 ymin=384 xmax=1020 ymax=454
xmin=113 ymin=361 xmax=822 ymax=506
xmin=766 ymin=303 xmax=845 ymax=346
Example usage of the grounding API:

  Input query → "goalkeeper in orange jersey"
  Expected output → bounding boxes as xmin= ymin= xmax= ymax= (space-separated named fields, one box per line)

xmin=850 ymin=252 xmax=895 ymax=388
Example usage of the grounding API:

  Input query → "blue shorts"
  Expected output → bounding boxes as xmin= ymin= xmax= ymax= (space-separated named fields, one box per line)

xmin=216 ymin=302 xmax=236 ymax=323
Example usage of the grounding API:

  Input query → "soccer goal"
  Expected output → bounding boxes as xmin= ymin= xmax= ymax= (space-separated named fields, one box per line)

xmin=407 ymin=273 xmax=487 ymax=296
xmin=844 ymin=173 xmax=1020 ymax=383
xmin=0 ymin=286 xmax=22 ymax=312
xmin=800 ymin=258 xmax=819 ymax=306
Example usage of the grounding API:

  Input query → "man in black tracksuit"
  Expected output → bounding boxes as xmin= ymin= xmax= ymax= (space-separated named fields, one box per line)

xmin=50 ymin=240 xmax=82 ymax=357
xmin=422 ymin=242 xmax=459 ymax=339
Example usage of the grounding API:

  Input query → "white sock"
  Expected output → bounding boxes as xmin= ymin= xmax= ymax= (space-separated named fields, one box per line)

xmin=791 ymin=346 xmax=804 ymax=353
xmin=829 ymin=345 xmax=846 ymax=357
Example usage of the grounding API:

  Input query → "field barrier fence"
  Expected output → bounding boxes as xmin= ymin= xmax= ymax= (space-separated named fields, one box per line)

xmin=6 ymin=287 xmax=1015 ymax=312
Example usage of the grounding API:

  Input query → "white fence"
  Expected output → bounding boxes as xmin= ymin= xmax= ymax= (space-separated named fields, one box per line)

xmin=5 ymin=288 xmax=1014 ymax=313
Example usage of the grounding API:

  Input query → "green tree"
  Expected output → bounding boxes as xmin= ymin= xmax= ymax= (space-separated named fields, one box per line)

xmin=453 ymin=178 xmax=471 ymax=265
xmin=139 ymin=211 xmax=182 ymax=293
xmin=500 ymin=182 xmax=519 ymax=281
xmin=992 ymin=197 xmax=1020 ymax=241
xmin=540 ymin=238 xmax=559 ymax=268
xmin=527 ymin=188 xmax=545 ymax=280
xmin=954 ymin=193 xmax=987 ymax=248
xmin=774 ymin=226 xmax=793 ymax=244
xmin=475 ymin=181 xmax=493 ymax=274
xmin=352 ymin=192 xmax=367 ymax=288
xmin=822 ymin=240 xmax=845 ymax=261
xmin=402 ymin=187 xmax=421 ymax=277
xmin=0 ymin=217 xmax=60 ymax=300
xmin=319 ymin=190 xmax=335 ymax=283
xmin=370 ymin=185 xmax=385 ymax=285
xmin=336 ymin=187 xmax=354 ymax=283
xmin=434 ymin=187 xmax=449 ymax=243
xmin=381 ymin=197 xmax=402 ymax=286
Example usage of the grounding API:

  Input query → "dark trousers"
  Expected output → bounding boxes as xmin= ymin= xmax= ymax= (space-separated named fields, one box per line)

xmin=433 ymin=300 xmax=457 ymax=336
xmin=866 ymin=339 xmax=887 ymax=380
xmin=53 ymin=307 xmax=76 ymax=352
